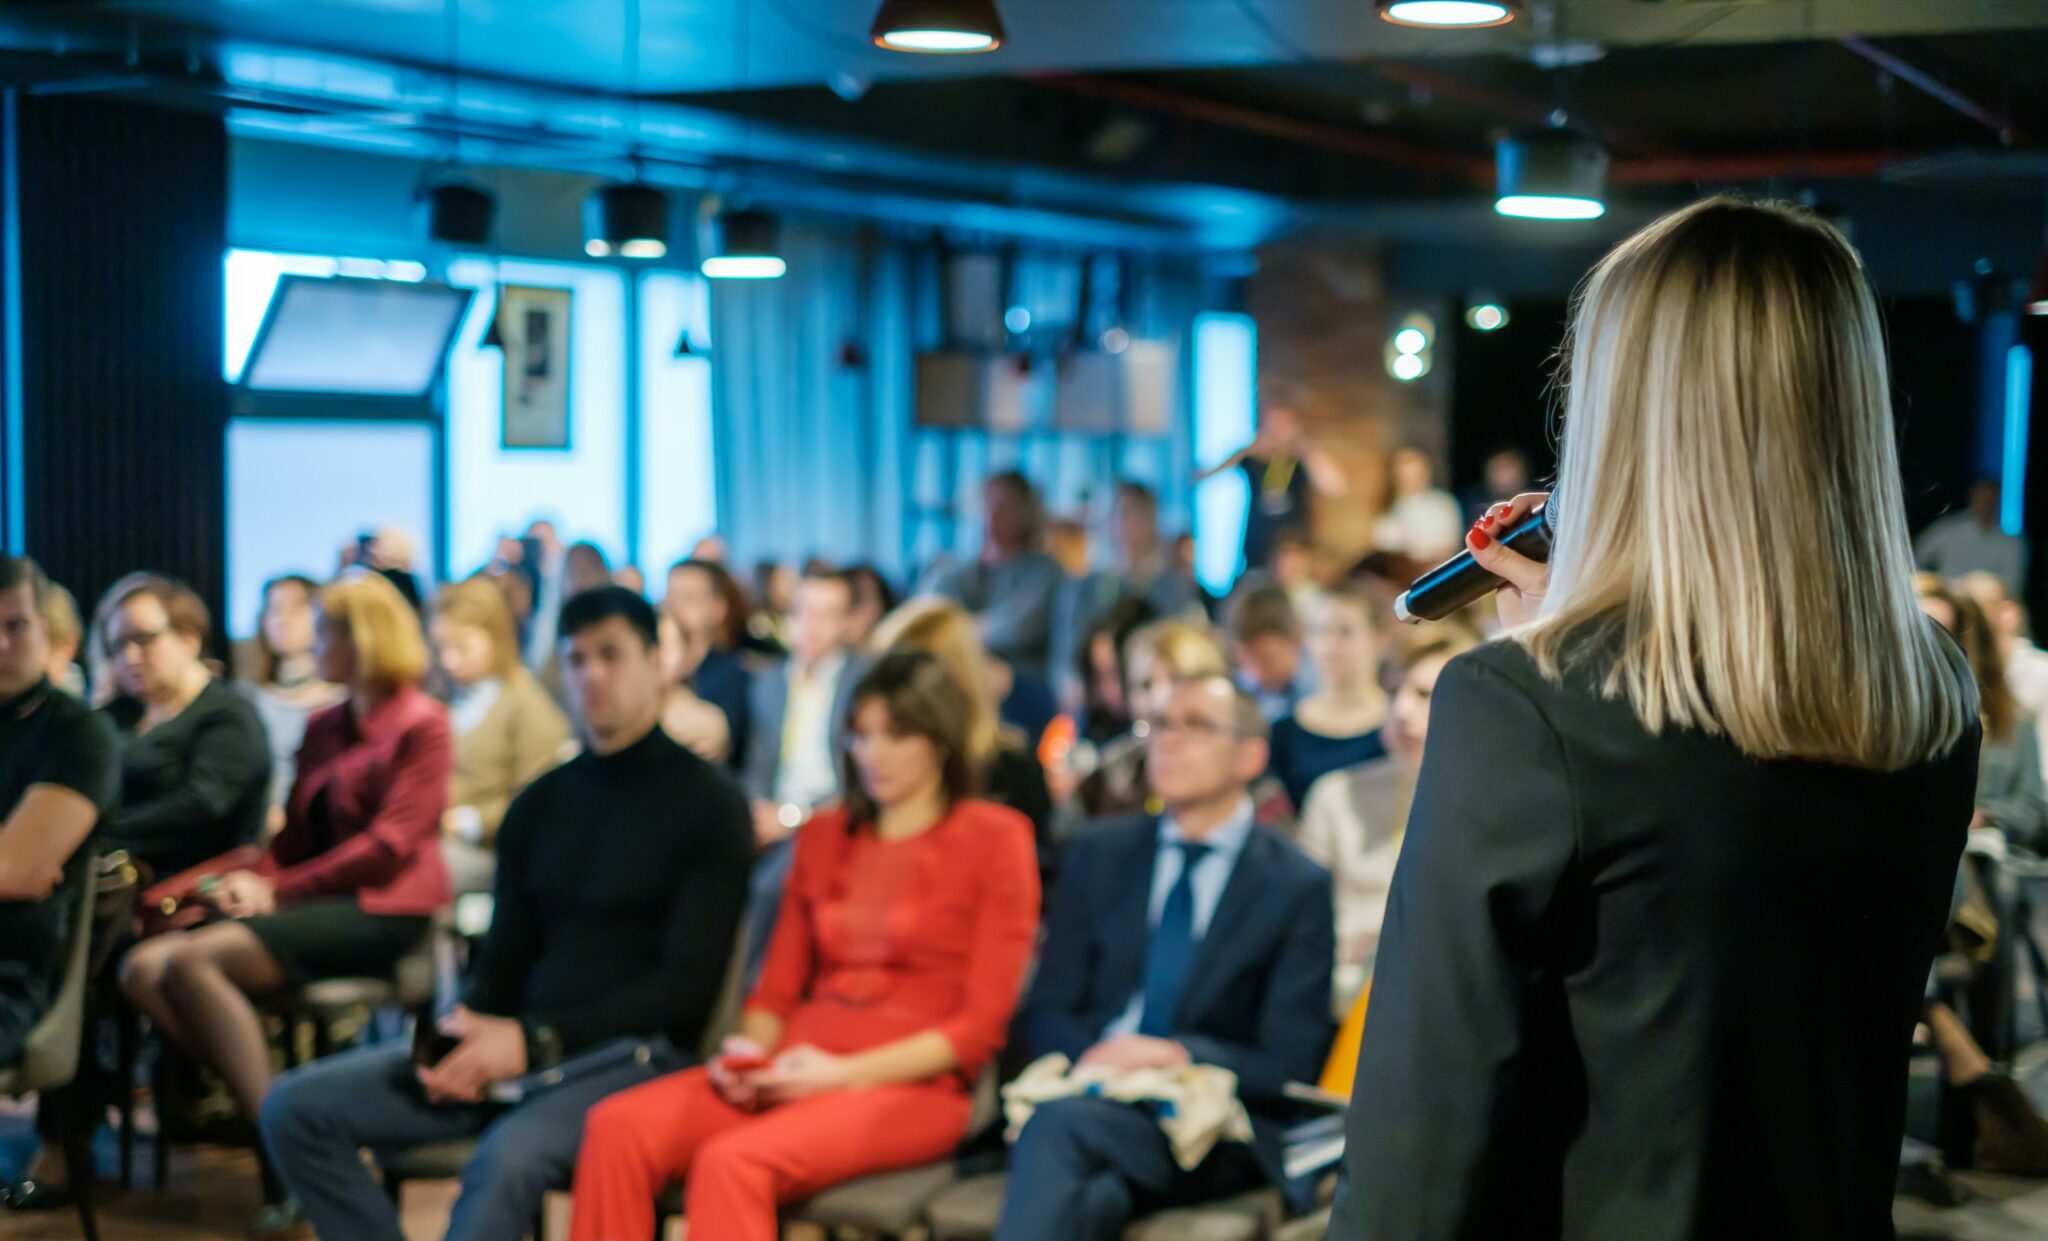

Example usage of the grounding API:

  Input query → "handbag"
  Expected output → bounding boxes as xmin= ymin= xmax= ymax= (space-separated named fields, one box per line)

xmin=136 ymin=845 xmax=266 ymax=938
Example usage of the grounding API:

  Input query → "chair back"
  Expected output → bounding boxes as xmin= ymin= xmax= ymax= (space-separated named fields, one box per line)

xmin=700 ymin=924 xmax=752 ymax=1061
xmin=14 ymin=849 xmax=100 ymax=1090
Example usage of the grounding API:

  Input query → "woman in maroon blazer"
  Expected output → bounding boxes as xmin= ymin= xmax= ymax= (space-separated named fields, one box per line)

xmin=121 ymin=571 xmax=450 ymax=1218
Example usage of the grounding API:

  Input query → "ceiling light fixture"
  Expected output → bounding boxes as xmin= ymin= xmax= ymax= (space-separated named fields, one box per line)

xmin=870 ymin=0 xmax=1006 ymax=53
xmin=1495 ymin=131 xmax=1608 ymax=221
xmin=1466 ymin=302 xmax=1509 ymax=331
xmin=701 ymin=208 xmax=786 ymax=280
xmin=1378 ymin=0 xmax=1521 ymax=29
xmin=583 ymin=181 xmax=670 ymax=259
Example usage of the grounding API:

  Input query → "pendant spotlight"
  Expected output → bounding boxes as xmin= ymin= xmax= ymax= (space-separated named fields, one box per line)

xmin=1378 ymin=0 xmax=1522 ymax=29
xmin=584 ymin=181 xmax=671 ymax=259
xmin=871 ymin=0 xmax=1006 ymax=53
xmin=420 ymin=179 xmax=496 ymax=246
xmin=701 ymin=209 xmax=787 ymax=280
xmin=1494 ymin=131 xmax=1608 ymax=221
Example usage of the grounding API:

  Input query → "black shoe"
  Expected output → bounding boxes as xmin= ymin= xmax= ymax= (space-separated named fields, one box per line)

xmin=0 ymin=1178 xmax=74 ymax=1212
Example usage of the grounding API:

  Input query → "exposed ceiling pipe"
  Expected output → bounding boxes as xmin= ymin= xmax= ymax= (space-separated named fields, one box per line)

xmin=1031 ymin=72 xmax=1493 ymax=185
xmin=1836 ymin=35 xmax=2030 ymax=145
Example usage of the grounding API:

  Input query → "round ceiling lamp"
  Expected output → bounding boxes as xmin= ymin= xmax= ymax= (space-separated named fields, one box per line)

xmin=701 ymin=208 xmax=787 ymax=280
xmin=1378 ymin=0 xmax=1522 ymax=29
xmin=419 ymin=179 xmax=496 ymax=246
xmin=583 ymin=182 xmax=670 ymax=259
xmin=1495 ymin=131 xmax=1608 ymax=221
xmin=871 ymin=0 xmax=1006 ymax=53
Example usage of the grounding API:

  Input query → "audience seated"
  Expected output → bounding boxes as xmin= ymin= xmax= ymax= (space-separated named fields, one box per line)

xmin=997 ymin=674 xmax=1334 ymax=1239
xmin=749 ymin=560 xmax=797 ymax=655
xmin=842 ymin=562 xmax=899 ymax=651
xmin=119 ymin=571 xmax=453 ymax=1222
xmin=742 ymin=568 xmax=867 ymax=975
xmin=237 ymin=575 xmax=346 ymax=823
xmin=0 ymin=556 xmax=117 ymax=1069
xmin=1045 ymin=598 xmax=1157 ymax=811
xmin=39 ymin=578 xmax=85 ymax=698
xmin=1266 ymin=528 xmax=1324 ymax=624
xmin=1918 ymin=583 xmax=2047 ymax=852
xmin=661 ymin=557 xmax=755 ymax=769
xmin=1952 ymin=570 xmax=2048 ymax=784
xmin=567 ymin=651 xmax=1041 ymax=1241
xmin=518 ymin=519 xmax=569 ymax=672
xmin=429 ymin=579 xmax=572 ymax=896
xmin=1052 ymin=481 xmax=1205 ymax=707
xmin=1072 ymin=620 xmax=1230 ymax=823
xmin=656 ymin=611 xmax=734 ymax=763
xmin=1226 ymin=583 xmax=1313 ymax=723
xmin=1368 ymin=446 xmax=1464 ymax=564
xmin=924 ymin=471 xmax=1065 ymax=683
xmin=874 ymin=597 xmax=1055 ymax=874
xmin=1295 ymin=628 xmax=1475 ymax=1009
xmin=95 ymin=575 xmax=271 ymax=880
xmin=1916 ymin=479 xmax=2026 ymax=601
xmin=262 ymin=585 xmax=752 ymax=1241
xmin=1268 ymin=585 xmax=1389 ymax=813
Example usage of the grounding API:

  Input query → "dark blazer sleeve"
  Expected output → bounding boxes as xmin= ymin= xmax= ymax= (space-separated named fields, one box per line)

xmin=741 ymin=663 xmax=786 ymax=802
xmin=1329 ymin=650 xmax=1579 ymax=1239
xmin=1013 ymin=833 xmax=1112 ymax=1062
xmin=1176 ymin=846 xmax=1336 ymax=1107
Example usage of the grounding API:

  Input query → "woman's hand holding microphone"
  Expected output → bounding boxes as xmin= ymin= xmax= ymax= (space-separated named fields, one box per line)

xmin=1467 ymin=492 xmax=1552 ymax=628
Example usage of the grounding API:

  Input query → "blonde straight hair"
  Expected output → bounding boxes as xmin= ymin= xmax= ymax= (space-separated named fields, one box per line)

xmin=1522 ymin=197 xmax=1971 ymax=771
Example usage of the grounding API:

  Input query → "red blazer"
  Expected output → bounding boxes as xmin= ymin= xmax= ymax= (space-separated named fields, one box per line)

xmin=745 ymin=798 xmax=1041 ymax=1082
xmin=257 ymin=684 xmax=452 ymax=917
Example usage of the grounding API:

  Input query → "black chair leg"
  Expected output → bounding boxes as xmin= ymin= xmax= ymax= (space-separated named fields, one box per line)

xmin=115 ymin=998 xmax=136 ymax=1189
xmin=53 ymin=1085 xmax=100 ymax=1241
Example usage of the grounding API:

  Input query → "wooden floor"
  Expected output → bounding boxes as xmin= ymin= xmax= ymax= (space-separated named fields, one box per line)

xmin=4 ymin=1088 xmax=2048 ymax=1241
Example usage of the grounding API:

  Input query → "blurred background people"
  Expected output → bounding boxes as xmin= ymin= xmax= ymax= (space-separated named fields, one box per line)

xmin=924 ymin=471 xmax=1065 ymax=684
xmin=239 ymin=575 xmax=346 ymax=826
xmin=430 ymin=578 xmax=572 ymax=895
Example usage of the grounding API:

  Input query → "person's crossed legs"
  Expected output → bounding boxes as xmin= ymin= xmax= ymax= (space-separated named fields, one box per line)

xmin=993 ymin=1096 xmax=1264 ymax=1241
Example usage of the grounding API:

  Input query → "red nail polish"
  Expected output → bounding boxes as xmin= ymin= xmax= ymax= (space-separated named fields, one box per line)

xmin=1469 ymin=528 xmax=1491 ymax=550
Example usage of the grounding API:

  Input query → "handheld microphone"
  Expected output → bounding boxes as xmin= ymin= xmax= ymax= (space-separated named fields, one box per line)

xmin=1394 ymin=502 xmax=1554 ymax=624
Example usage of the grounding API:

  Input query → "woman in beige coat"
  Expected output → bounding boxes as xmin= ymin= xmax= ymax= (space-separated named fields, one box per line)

xmin=430 ymin=578 xmax=573 ymax=894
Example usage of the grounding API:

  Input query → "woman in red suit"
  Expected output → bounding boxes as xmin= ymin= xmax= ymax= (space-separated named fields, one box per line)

xmin=120 ymin=571 xmax=450 ymax=1223
xmin=569 ymin=650 xmax=1041 ymax=1241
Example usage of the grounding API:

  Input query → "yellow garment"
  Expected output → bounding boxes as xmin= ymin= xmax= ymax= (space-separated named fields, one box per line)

xmin=1317 ymin=980 xmax=1369 ymax=1097
xmin=1003 ymin=1054 xmax=1254 ymax=1170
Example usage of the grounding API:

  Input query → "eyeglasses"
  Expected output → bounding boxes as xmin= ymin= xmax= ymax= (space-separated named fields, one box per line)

xmin=1153 ymin=714 xmax=1238 ymax=740
xmin=110 ymin=629 xmax=167 ymax=654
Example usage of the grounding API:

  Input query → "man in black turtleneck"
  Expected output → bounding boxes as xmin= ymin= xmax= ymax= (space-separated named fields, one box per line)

xmin=262 ymin=586 xmax=753 ymax=1241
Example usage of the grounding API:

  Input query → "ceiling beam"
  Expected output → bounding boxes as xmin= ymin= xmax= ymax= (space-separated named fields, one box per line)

xmin=1031 ymin=73 xmax=1492 ymax=186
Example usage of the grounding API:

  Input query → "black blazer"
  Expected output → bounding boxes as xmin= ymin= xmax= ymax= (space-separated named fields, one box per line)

xmin=1013 ymin=814 xmax=1336 ymax=1195
xmin=1331 ymin=635 xmax=1979 ymax=1241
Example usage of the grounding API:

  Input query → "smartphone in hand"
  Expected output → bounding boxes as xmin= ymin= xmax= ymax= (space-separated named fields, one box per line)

xmin=413 ymin=1019 xmax=462 ymax=1069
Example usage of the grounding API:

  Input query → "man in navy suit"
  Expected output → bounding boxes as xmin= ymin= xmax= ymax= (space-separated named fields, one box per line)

xmin=997 ymin=674 xmax=1335 ymax=1240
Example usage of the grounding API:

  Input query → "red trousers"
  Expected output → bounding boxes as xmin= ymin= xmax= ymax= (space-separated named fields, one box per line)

xmin=567 ymin=1067 xmax=971 ymax=1241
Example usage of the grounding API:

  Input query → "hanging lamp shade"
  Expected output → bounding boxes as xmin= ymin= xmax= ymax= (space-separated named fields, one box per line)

xmin=1495 ymin=131 xmax=1608 ymax=220
xmin=584 ymin=181 xmax=670 ymax=259
xmin=870 ymin=0 xmax=1005 ymax=53
xmin=701 ymin=209 xmax=787 ymax=280
xmin=1377 ymin=0 xmax=1522 ymax=28
xmin=420 ymin=179 xmax=496 ymax=246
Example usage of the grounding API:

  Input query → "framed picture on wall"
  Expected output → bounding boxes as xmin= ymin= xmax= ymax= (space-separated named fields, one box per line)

xmin=497 ymin=284 xmax=573 ymax=449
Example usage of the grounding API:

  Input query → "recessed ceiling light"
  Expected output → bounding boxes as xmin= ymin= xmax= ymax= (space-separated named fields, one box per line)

xmin=871 ymin=0 xmax=1005 ymax=53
